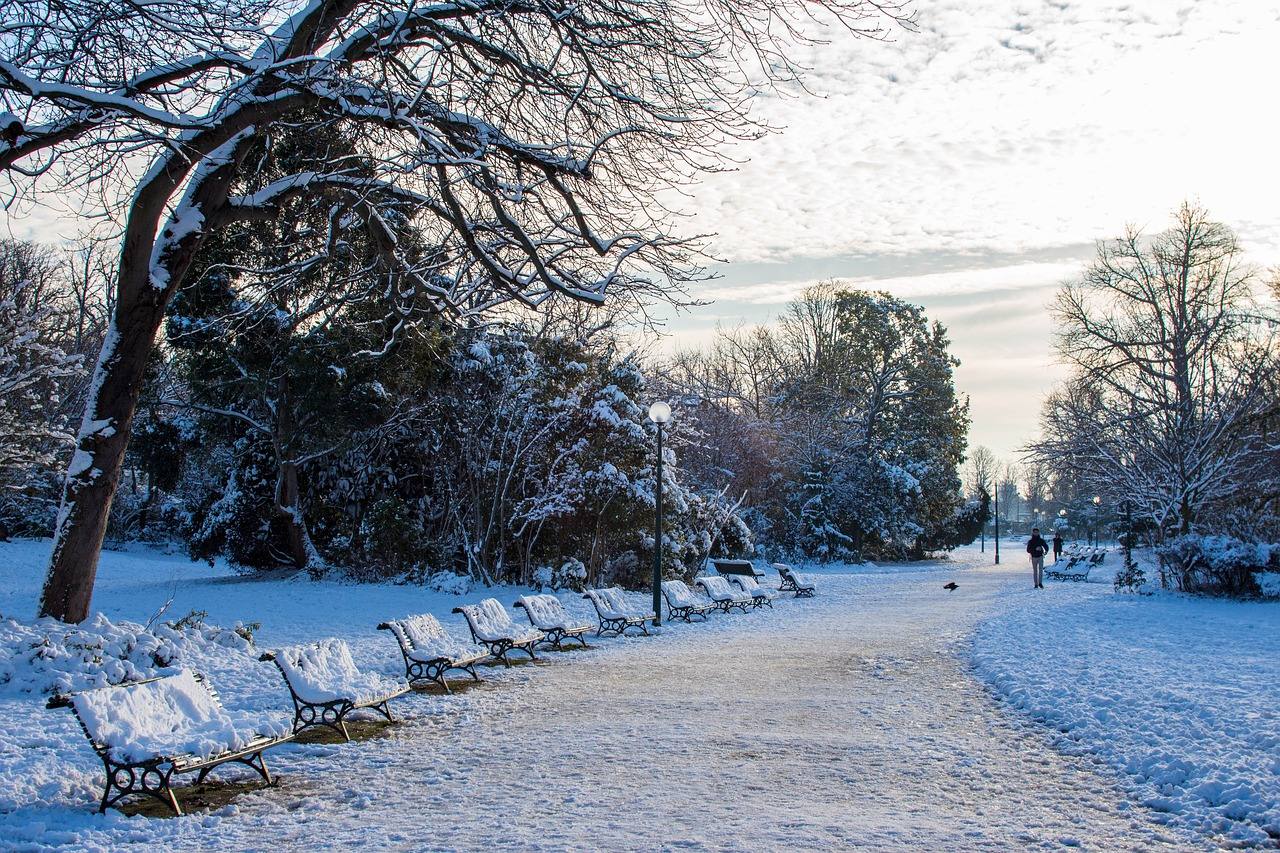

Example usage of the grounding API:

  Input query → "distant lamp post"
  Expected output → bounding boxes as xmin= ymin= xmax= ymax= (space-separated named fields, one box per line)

xmin=994 ymin=488 xmax=1000 ymax=565
xmin=648 ymin=401 xmax=672 ymax=625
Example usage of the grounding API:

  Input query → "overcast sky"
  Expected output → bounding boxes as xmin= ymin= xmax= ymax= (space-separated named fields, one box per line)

xmin=660 ymin=0 xmax=1280 ymax=463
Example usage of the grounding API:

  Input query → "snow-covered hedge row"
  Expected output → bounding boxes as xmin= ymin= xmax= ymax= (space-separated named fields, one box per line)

xmin=1156 ymin=534 xmax=1279 ymax=597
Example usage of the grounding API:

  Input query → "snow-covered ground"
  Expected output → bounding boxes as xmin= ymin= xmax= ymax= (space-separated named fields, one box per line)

xmin=0 ymin=540 xmax=1271 ymax=850
xmin=972 ymin=552 xmax=1280 ymax=847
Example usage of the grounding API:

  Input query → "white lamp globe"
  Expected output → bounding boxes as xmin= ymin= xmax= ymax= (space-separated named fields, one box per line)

xmin=648 ymin=401 xmax=672 ymax=424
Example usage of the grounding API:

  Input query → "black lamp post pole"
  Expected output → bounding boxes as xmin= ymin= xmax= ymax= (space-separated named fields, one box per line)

xmin=994 ymin=489 xmax=1000 ymax=565
xmin=652 ymin=420 xmax=663 ymax=626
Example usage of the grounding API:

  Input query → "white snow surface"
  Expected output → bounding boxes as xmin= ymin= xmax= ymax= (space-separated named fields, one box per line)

xmin=972 ymin=567 xmax=1280 ymax=847
xmin=0 ymin=540 xmax=1269 ymax=849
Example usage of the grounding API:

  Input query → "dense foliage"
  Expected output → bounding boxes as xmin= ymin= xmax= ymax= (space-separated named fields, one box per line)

xmin=669 ymin=282 xmax=975 ymax=561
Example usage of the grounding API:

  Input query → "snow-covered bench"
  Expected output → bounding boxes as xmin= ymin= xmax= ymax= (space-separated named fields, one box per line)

xmin=48 ymin=669 xmax=291 ymax=815
xmin=1046 ymin=550 xmax=1103 ymax=582
xmin=660 ymin=580 xmax=713 ymax=622
xmin=726 ymin=573 xmax=776 ymax=609
xmin=513 ymin=594 xmax=592 ymax=650
xmin=710 ymin=558 xmax=764 ymax=580
xmin=260 ymin=638 xmax=408 ymax=740
xmin=772 ymin=562 xmax=816 ymax=597
xmin=694 ymin=575 xmax=753 ymax=613
xmin=582 ymin=587 xmax=653 ymax=636
xmin=378 ymin=613 xmax=488 ymax=692
xmin=452 ymin=599 xmax=544 ymax=666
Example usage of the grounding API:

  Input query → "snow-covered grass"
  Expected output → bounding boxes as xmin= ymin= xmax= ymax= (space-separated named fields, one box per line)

xmin=972 ymin=573 xmax=1280 ymax=846
xmin=0 ymin=538 xmax=1273 ymax=850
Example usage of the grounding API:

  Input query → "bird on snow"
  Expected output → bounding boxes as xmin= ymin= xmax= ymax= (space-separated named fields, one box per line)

xmin=943 ymin=581 xmax=958 ymax=591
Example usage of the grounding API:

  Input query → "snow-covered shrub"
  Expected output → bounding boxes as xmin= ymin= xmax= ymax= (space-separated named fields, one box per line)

xmin=427 ymin=570 xmax=471 ymax=596
xmin=0 ymin=613 xmax=256 ymax=697
xmin=541 ymin=558 xmax=587 ymax=591
xmin=1156 ymin=535 xmax=1277 ymax=597
xmin=1113 ymin=550 xmax=1147 ymax=594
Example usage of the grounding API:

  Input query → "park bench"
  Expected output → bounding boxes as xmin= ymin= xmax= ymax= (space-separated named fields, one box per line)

xmin=726 ymin=573 xmax=776 ymax=609
xmin=48 ymin=669 xmax=291 ymax=815
xmin=710 ymin=558 xmax=764 ymax=580
xmin=452 ymin=599 xmax=544 ymax=666
xmin=513 ymin=594 xmax=592 ymax=650
xmin=379 ymin=613 xmax=488 ymax=692
xmin=261 ymin=638 xmax=408 ymax=740
xmin=660 ymin=580 xmax=714 ymax=622
xmin=582 ymin=587 xmax=653 ymax=636
xmin=772 ymin=562 xmax=817 ymax=597
xmin=694 ymin=575 xmax=753 ymax=613
xmin=1045 ymin=550 xmax=1104 ymax=582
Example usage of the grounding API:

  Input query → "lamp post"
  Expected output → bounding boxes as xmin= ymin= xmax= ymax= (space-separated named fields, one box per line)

xmin=648 ymin=401 xmax=671 ymax=626
xmin=1092 ymin=495 xmax=1101 ymax=546
xmin=993 ymin=487 xmax=1000 ymax=565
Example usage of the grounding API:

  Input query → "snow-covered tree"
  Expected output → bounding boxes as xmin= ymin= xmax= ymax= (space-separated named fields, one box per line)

xmin=1027 ymin=204 xmax=1278 ymax=539
xmin=0 ymin=292 xmax=81 ymax=493
xmin=4 ymin=0 xmax=910 ymax=620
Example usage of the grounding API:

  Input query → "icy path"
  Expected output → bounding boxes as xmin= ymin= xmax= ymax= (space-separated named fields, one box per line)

xmin=101 ymin=559 xmax=1200 ymax=852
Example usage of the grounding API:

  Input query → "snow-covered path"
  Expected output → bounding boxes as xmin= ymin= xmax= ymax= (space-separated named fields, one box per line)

xmin=28 ymin=556 xmax=1194 ymax=852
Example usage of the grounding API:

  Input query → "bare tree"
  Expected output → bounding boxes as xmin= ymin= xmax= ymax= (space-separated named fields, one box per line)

xmin=1028 ymin=204 xmax=1278 ymax=537
xmin=967 ymin=445 xmax=995 ymax=498
xmin=1 ymin=0 xmax=911 ymax=620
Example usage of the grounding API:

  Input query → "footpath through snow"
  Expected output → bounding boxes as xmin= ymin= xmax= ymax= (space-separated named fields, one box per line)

xmin=0 ymin=541 xmax=1251 ymax=850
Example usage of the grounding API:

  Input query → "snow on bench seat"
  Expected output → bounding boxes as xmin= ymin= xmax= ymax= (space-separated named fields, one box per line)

xmin=772 ymin=562 xmax=817 ymax=596
xmin=726 ymin=574 xmax=776 ymax=608
xmin=56 ymin=669 xmax=290 ymax=814
xmin=582 ymin=588 xmax=653 ymax=637
xmin=694 ymin=575 xmax=753 ymax=613
xmin=452 ymin=599 xmax=543 ymax=666
xmin=71 ymin=669 xmax=289 ymax=765
xmin=660 ymin=580 xmax=714 ymax=622
xmin=262 ymin=638 xmax=407 ymax=739
xmin=514 ymin=594 xmax=592 ymax=650
xmin=379 ymin=614 xmax=488 ymax=692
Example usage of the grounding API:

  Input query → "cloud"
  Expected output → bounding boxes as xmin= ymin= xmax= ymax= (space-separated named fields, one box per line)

xmin=698 ymin=259 xmax=1082 ymax=304
xmin=675 ymin=0 xmax=1280 ymax=265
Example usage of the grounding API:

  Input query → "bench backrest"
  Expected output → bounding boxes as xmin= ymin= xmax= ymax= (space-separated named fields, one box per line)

xmin=396 ymin=613 xmax=449 ymax=651
xmin=71 ymin=669 xmax=226 ymax=762
xmin=600 ymin=587 xmax=635 ymax=616
xmin=459 ymin=598 xmax=518 ymax=641
xmin=516 ymin=594 xmax=570 ymax=630
xmin=661 ymin=580 xmax=699 ymax=607
xmin=696 ymin=575 xmax=744 ymax=600
xmin=583 ymin=588 xmax=619 ymax=618
xmin=711 ymin=558 xmax=760 ymax=578
xmin=728 ymin=574 xmax=763 ymax=593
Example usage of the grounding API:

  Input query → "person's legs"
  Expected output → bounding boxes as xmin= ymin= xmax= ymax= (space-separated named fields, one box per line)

xmin=1032 ymin=556 xmax=1044 ymax=587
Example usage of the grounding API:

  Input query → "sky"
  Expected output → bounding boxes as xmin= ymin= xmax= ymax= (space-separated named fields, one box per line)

xmin=4 ymin=0 xmax=1279 ymax=465
xmin=659 ymin=0 xmax=1280 ymax=463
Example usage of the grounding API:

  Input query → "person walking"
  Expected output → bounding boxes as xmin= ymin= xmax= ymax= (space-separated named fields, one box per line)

xmin=1026 ymin=528 xmax=1048 ymax=589
xmin=1052 ymin=532 xmax=1064 ymax=563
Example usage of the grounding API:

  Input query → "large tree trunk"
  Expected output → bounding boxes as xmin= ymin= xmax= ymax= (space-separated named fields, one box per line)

xmin=39 ymin=302 xmax=169 ymax=621
xmin=39 ymin=135 xmax=245 ymax=622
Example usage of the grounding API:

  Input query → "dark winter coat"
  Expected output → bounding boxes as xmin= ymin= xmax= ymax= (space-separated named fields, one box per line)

xmin=1026 ymin=534 xmax=1049 ymax=559
xmin=1052 ymin=535 xmax=1064 ymax=555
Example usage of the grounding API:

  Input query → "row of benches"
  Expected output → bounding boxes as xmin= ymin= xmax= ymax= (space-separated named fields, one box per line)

xmin=48 ymin=563 xmax=819 ymax=816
